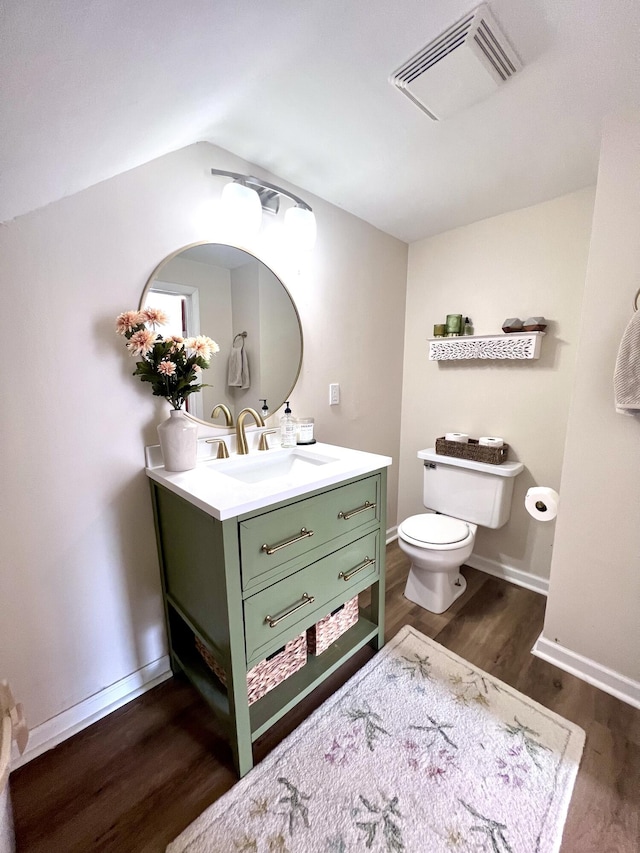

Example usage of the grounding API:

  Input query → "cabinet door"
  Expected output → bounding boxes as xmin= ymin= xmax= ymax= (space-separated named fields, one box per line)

xmin=239 ymin=475 xmax=381 ymax=592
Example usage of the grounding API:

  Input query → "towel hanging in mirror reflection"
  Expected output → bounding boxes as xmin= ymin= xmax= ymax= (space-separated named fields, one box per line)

xmin=228 ymin=332 xmax=250 ymax=389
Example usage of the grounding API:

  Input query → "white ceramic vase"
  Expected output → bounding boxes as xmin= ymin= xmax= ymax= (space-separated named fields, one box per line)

xmin=157 ymin=409 xmax=198 ymax=472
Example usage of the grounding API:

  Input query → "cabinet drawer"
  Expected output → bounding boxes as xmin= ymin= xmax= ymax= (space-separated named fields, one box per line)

xmin=244 ymin=530 xmax=379 ymax=666
xmin=239 ymin=475 xmax=381 ymax=591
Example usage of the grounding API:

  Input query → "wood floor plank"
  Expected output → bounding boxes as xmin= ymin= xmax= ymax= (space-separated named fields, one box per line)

xmin=10 ymin=540 xmax=640 ymax=852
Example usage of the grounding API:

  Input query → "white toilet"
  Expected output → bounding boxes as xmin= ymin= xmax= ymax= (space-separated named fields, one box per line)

xmin=398 ymin=448 xmax=524 ymax=614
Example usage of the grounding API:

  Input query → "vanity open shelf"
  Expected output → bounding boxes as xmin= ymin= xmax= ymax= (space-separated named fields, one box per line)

xmin=165 ymin=586 xmax=380 ymax=741
xmin=428 ymin=331 xmax=545 ymax=361
xmin=148 ymin=445 xmax=389 ymax=777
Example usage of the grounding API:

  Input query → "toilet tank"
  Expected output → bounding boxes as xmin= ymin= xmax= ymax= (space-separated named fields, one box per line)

xmin=418 ymin=448 xmax=524 ymax=529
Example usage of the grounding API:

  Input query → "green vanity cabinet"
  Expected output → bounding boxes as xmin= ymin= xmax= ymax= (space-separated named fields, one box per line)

xmin=150 ymin=467 xmax=387 ymax=777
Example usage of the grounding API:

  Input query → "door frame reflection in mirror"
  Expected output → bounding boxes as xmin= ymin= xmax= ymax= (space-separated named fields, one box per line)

xmin=139 ymin=242 xmax=303 ymax=429
xmin=145 ymin=280 xmax=204 ymax=419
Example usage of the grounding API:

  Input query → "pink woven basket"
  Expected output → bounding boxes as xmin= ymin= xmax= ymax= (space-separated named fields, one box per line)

xmin=195 ymin=632 xmax=307 ymax=705
xmin=307 ymin=596 xmax=359 ymax=656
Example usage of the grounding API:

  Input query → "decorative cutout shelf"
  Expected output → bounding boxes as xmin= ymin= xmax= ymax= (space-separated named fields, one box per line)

xmin=428 ymin=332 xmax=545 ymax=361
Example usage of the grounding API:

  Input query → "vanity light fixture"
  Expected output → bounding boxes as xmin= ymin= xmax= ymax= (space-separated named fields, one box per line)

xmin=220 ymin=179 xmax=263 ymax=239
xmin=211 ymin=169 xmax=317 ymax=250
xmin=284 ymin=204 xmax=317 ymax=252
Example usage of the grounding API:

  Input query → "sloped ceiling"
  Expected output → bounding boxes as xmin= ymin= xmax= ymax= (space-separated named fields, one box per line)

xmin=2 ymin=0 xmax=639 ymax=242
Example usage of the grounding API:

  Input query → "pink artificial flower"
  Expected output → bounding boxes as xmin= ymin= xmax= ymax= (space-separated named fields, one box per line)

xmin=140 ymin=307 xmax=168 ymax=329
xmin=115 ymin=310 xmax=144 ymax=335
xmin=157 ymin=361 xmax=176 ymax=376
xmin=126 ymin=329 xmax=156 ymax=356
xmin=185 ymin=335 xmax=219 ymax=362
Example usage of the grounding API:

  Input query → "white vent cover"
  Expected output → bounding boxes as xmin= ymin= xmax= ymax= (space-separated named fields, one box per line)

xmin=389 ymin=4 xmax=521 ymax=120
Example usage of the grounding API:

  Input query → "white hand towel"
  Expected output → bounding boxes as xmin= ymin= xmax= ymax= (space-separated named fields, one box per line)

xmin=614 ymin=309 xmax=640 ymax=415
xmin=239 ymin=346 xmax=250 ymax=389
xmin=227 ymin=341 xmax=251 ymax=389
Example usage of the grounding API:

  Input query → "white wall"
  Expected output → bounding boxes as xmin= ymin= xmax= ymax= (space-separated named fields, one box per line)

xmin=0 ymin=142 xmax=407 ymax=755
xmin=398 ymin=188 xmax=595 ymax=583
xmin=541 ymin=112 xmax=640 ymax=684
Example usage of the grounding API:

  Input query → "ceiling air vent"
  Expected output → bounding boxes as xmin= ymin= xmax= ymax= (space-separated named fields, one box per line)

xmin=389 ymin=4 xmax=521 ymax=120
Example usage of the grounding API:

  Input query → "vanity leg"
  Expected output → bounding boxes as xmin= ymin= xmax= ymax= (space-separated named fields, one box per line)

xmin=226 ymin=654 xmax=254 ymax=777
xmin=371 ymin=469 xmax=387 ymax=650
xmin=219 ymin=521 xmax=255 ymax=777
xmin=230 ymin=732 xmax=254 ymax=778
xmin=369 ymin=578 xmax=386 ymax=650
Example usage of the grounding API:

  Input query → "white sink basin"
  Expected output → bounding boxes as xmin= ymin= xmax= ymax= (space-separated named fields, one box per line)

xmin=145 ymin=441 xmax=392 ymax=520
xmin=214 ymin=448 xmax=339 ymax=484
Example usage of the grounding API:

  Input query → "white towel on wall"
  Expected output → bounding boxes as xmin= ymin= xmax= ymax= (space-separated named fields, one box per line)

xmin=227 ymin=340 xmax=250 ymax=389
xmin=614 ymin=309 xmax=640 ymax=415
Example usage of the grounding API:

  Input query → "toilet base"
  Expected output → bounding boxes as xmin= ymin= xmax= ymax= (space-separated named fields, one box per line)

xmin=404 ymin=566 xmax=467 ymax=614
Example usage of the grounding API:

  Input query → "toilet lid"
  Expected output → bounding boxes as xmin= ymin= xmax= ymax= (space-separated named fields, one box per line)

xmin=400 ymin=514 xmax=469 ymax=545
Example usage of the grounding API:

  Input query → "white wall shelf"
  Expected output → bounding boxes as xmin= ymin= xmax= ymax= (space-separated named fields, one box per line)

xmin=428 ymin=332 xmax=545 ymax=361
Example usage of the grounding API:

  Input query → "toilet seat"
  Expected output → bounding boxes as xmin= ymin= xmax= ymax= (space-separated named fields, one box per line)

xmin=398 ymin=514 xmax=473 ymax=550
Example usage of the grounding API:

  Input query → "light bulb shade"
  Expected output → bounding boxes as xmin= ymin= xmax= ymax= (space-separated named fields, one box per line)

xmin=284 ymin=205 xmax=317 ymax=250
xmin=220 ymin=181 xmax=262 ymax=239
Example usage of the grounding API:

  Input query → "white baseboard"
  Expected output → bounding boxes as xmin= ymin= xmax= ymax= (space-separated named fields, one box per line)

xmin=12 ymin=656 xmax=172 ymax=769
xmin=386 ymin=526 xmax=398 ymax=544
xmin=9 ymin=547 xmax=544 ymax=770
xmin=532 ymin=633 xmax=640 ymax=709
xmin=465 ymin=554 xmax=549 ymax=596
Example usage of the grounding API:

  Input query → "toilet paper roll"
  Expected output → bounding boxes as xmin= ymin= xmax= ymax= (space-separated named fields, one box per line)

xmin=479 ymin=436 xmax=504 ymax=447
xmin=445 ymin=432 xmax=469 ymax=443
xmin=525 ymin=487 xmax=559 ymax=521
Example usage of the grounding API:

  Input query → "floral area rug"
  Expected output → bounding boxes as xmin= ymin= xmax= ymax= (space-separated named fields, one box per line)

xmin=167 ymin=625 xmax=584 ymax=853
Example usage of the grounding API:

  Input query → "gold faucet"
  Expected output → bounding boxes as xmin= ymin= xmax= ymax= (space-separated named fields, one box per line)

xmin=235 ymin=408 xmax=266 ymax=455
xmin=210 ymin=403 xmax=234 ymax=427
xmin=205 ymin=438 xmax=229 ymax=459
xmin=258 ymin=429 xmax=278 ymax=451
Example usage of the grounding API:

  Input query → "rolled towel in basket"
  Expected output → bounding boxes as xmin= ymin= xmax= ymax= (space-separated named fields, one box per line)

xmin=479 ymin=436 xmax=504 ymax=447
xmin=445 ymin=432 xmax=469 ymax=443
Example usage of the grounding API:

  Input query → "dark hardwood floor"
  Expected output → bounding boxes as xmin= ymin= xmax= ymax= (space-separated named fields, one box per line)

xmin=11 ymin=542 xmax=640 ymax=851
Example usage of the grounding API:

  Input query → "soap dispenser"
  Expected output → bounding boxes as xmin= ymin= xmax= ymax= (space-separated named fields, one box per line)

xmin=280 ymin=402 xmax=296 ymax=448
xmin=260 ymin=398 xmax=269 ymax=419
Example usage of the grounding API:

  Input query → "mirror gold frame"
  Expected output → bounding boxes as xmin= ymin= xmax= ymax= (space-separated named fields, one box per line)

xmin=140 ymin=242 xmax=303 ymax=428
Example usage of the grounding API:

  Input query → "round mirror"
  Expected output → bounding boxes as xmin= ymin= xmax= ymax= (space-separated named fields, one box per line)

xmin=140 ymin=243 xmax=303 ymax=427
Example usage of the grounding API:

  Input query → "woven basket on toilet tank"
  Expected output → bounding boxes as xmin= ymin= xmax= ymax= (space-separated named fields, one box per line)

xmin=435 ymin=437 xmax=509 ymax=465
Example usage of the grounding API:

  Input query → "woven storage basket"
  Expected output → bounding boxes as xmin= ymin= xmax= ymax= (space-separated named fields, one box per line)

xmin=195 ymin=632 xmax=307 ymax=705
xmin=307 ymin=596 xmax=359 ymax=656
xmin=435 ymin=436 xmax=509 ymax=465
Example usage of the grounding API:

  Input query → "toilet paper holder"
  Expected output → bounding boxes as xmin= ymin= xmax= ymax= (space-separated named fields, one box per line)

xmin=525 ymin=486 xmax=559 ymax=521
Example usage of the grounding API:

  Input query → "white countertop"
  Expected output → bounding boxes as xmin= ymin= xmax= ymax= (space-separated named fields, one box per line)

xmin=145 ymin=441 xmax=392 ymax=520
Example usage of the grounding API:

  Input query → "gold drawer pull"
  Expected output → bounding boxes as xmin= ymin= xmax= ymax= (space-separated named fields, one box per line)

xmin=337 ymin=500 xmax=376 ymax=521
xmin=339 ymin=556 xmax=376 ymax=582
xmin=261 ymin=527 xmax=314 ymax=555
xmin=265 ymin=592 xmax=315 ymax=628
